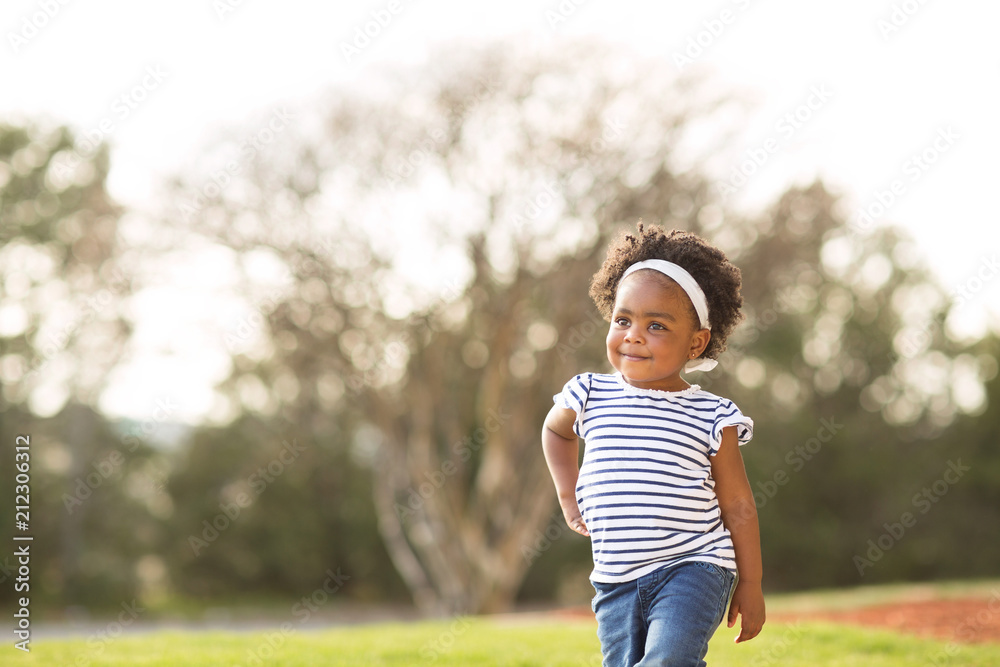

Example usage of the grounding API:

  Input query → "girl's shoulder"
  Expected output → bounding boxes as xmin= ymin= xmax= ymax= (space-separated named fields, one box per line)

xmin=687 ymin=387 xmax=745 ymax=413
xmin=561 ymin=371 xmax=616 ymax=387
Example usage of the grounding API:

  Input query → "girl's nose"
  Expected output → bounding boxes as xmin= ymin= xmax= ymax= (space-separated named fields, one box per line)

xmin=624 ymin=326 xmax=643 ymax=343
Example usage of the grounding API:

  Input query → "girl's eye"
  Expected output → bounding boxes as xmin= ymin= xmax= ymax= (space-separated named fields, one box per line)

xmin=614 ymin=317 xmax=629 ymax=327
xmin=650 ymin=322 xmax=666 ymax=331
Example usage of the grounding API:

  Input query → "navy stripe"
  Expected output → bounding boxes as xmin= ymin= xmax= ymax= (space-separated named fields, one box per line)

xmin=592 ymin=516 xmax=724 ymax=531
xmin=587 ymin=496 xmax=716 ymax=514
xmin=587 ymin=514 xmax=717 ymax=524
xmin=585 ymin=431 xmax=707 ymax=458
xmin=583 ymin=406 xmax=715 ymax=437
xmin=578 ymin=478 xmax=705 ymax=493
xmin=580 ymin=499 xmax=710 ymax=514
xmin=585 ymin=395 xmax=719 ymax=413
xmin=584 ymin=440 xmax=704 ymax=468
xmin=591 ymin=530 xmax=724 ymax=549
xmin=578 ymin=462 xmax=706 ymax=479
xmin=587 ymin=516 xmax=718 ymax=528
xmin=578 ymin=458 xmax=703 ymax=475
xmin=578 ymin=491 xmax=711 ymax=506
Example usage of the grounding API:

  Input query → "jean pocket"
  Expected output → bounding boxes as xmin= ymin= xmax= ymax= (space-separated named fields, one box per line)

xmin=591 ymin=581 xmax=603 ymax=612
xmin=691 ymin=561 xmax=736 ymax=623
xmin=591 ymin=580 xmax=614 ymax=612
xmin=691 ymin=560 xmax=729 ymax=583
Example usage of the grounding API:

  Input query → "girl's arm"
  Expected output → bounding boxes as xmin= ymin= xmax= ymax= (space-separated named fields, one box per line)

xmin=711 ymin=425 xmax=765 ymax=643
xmin=541 ymin=405 xmax=589 ymax=536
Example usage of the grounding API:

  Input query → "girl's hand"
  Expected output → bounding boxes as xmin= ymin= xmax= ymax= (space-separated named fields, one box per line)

xmin=728 ymin=579 xmax=765 ymax=643
xmin=560 ymin=498 xmax=589 ymax=536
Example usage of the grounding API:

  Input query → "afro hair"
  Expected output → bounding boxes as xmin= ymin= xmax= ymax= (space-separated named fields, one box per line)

xmin=589 ymin=222 xmax=744 ymax=362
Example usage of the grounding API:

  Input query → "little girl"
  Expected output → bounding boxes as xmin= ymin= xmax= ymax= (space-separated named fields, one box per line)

xmin=542 ymin=223 xmax=764 ymax=666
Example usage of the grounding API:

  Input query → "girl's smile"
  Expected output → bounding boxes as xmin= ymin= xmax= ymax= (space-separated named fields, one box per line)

xmin=607 ymin=271 xmax=710 ymax=392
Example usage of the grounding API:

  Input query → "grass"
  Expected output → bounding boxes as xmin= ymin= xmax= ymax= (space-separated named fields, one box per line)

xmin=15 ymin=618 xmax=1000 ymax=666
xmin=15 ymin=580 xmax=1000 ymax=666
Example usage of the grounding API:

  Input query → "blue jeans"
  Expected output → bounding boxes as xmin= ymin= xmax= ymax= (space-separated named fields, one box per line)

xmin=591 ymin=561 xmax=737 ymax=667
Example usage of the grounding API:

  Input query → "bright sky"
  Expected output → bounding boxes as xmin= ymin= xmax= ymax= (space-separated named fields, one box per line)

xmin=3 ymin=0 xmax=998 ymax=423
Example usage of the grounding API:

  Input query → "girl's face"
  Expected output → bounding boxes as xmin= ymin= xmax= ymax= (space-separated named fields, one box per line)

xmin=606 ymin=271 xmax=710 ymax=392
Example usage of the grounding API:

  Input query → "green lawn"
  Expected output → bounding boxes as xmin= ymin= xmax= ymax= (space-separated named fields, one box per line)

xmin=14 ymin=581 xmax=1000 ymax=666
xmin=14 ymin=618 xmax=1000 ymax=666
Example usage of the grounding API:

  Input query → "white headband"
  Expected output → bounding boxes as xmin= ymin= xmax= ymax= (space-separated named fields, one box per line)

xmin=620 ymin=259 xmax=717 ymax=372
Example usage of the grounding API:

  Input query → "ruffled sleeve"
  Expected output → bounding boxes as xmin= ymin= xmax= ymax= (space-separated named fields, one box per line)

xmin=552 ymin=373 xmax=593 ymax=437
xmin=709 ymin=397 xmax=753 ymax=455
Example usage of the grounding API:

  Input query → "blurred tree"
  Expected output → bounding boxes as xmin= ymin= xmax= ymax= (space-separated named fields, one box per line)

xmin=163 ymin=42 xmax=739 ymax=614
xmin=0 ymin=122 xmax=152 ymax=608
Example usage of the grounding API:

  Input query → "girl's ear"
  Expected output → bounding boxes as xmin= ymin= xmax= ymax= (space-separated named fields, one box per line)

xmin=689 ymin=329 xmax=711 ymax=359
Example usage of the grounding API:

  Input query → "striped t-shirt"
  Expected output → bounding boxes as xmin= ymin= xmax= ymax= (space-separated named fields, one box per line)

xmin=553 ymin=371 xmax=753 ymax=583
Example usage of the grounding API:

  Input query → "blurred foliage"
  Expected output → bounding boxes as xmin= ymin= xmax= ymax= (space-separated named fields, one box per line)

xmin=1 ymin=121 xmax=141 ymax=611
xmin=0 ymin=402 xmax=163 ymax=609
xmin=1 ymin=42 xmax=998 ymax=619
xmin=0 ymin=121 xmax=133 ymax=409
xmin=161 ymin=412 xmax=407 ymax=604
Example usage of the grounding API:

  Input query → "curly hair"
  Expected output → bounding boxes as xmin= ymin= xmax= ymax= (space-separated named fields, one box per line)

xmin=589 ymin=222 xmax=744 ymax=362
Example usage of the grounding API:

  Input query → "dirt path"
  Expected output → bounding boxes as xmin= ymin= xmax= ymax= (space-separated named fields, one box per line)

xmin=549 ymin=595 xmax=1000 ymax=645
xmin=770 ymin=597 xmax=1000 ymax=644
